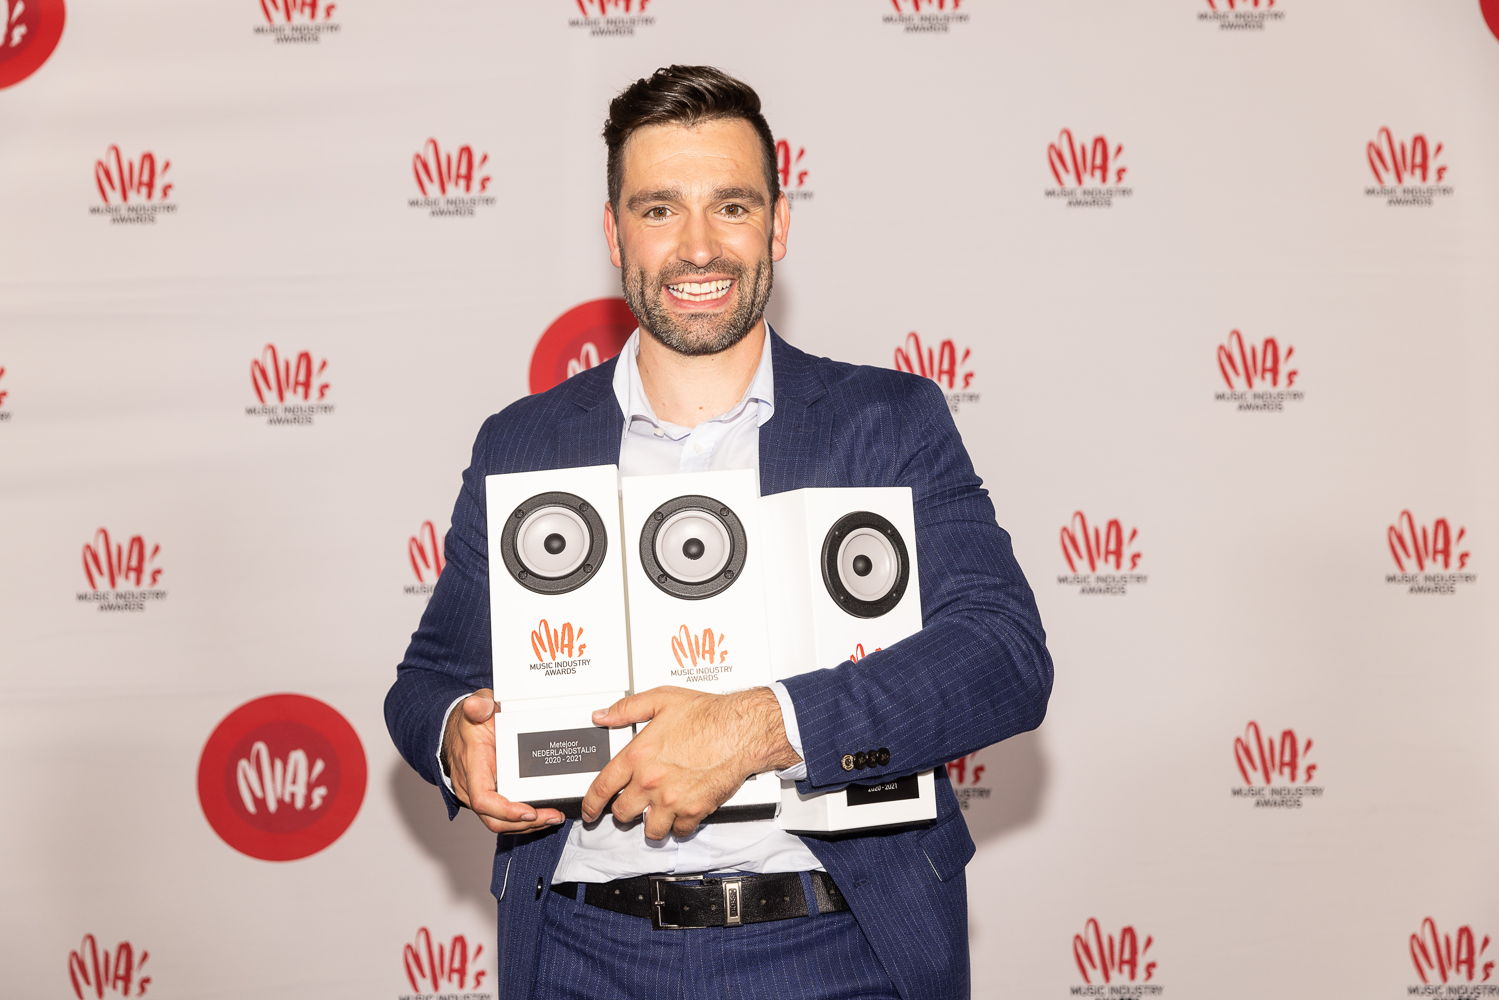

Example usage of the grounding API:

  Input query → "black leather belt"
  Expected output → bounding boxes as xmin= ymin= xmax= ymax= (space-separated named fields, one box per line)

xmin=551 ymin=871 xmax=849 ymax=930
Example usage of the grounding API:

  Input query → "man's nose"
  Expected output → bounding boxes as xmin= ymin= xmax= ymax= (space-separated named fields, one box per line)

xmin=676 ymin=211 xmax=721 ymax=269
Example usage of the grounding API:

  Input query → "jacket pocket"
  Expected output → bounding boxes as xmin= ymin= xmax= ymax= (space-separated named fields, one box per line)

xmin=918 ymin=810 xmax=976 ymax=883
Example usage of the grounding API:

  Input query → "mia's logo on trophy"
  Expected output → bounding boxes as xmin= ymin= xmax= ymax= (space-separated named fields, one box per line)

xmin=246 ymin=344 xmax=334 ymax=425
xmin=1365 ymin=128 xmax=1453 ymax=207
xmin=1230 ymin=721 xmax=1323 ymax=809
xmin=670 ymin=624 xmax=730 ymax=683
xmin=254 ymin=0 xmax=340 ymax=43
xmin=0 ymin=0 xmax=65 ymax=90
xmin=78 ymin=528 xmax=168 ymax=614
xmin=1214 ymin=328 xmax=1303 ymax=412
xmin=1057 ymin=512 xmax=1147 ymax=596
xmin=1045 ymin=130 xmax=1132 ymax=208
xmin=67 ymin=935 xmax=151 ymax=1000
xmin=409 ymin=139 xmax=496 ymax=218
xmin=89 ymin=146 xmax=176 ymax=225
xmin=1385 ymin=510 xmax=1475 ymax=595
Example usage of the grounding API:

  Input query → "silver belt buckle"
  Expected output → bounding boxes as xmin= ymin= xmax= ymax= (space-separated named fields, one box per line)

xmin=649 ymin=874 xmax=745 ymax=929
xmin=649 ymin=874 xmax=699 ymax=930
xmin=721 ymin=877 xmax=744 ymax=927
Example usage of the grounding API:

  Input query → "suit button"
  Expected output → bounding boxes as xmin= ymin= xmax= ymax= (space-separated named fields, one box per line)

xmin=853 ymin=751 xmax=868 ymax=769
xmin=876 ymin=748 xmax=891 ymax=766
xmin=840 ymin=754 xmax=855 ymax=772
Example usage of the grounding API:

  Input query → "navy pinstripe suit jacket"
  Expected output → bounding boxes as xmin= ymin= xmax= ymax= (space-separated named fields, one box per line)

xmin=385 ymin=331 xmax=1053 ymax=1000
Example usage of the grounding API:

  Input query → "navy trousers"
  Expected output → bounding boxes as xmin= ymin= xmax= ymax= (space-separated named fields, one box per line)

xmin=532 ymin=873 xmax=902 ymax=1000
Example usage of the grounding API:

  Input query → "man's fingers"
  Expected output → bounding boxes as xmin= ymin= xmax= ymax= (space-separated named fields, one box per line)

xmin=610 ymin=789 xmax=650 ymax=826
xmin=579 ymin=755 xmax=633 ymax=823
xmin=592 ymin=686 xmax=682 ymax=727
xmin=462 ymin=689 xmax=496 ymax=725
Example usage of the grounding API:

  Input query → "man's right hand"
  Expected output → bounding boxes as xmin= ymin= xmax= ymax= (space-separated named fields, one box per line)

xmin=444 ymin=689 xmax=565 ymax=834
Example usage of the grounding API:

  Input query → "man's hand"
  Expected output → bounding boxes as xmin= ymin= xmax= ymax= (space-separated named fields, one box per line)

xmin=579 ymin=686 xmax=802 ymax=840
xmin=443 ymin=689 xmax=564 ymax=834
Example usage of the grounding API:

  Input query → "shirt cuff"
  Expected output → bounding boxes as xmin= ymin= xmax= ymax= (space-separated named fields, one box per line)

xmin=769 ymin=681 xmax=808 ymax=782
xmin=437 ymin=693 xmax=472 ymax=794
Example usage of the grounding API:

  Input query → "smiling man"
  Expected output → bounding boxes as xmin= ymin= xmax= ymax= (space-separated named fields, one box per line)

xmin=385 ymin=65 xmax=1052 ymax=1000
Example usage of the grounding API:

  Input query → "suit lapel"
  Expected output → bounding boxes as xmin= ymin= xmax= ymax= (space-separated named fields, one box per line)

xmin=759 ymin=331 xmax=834 ymax=495
xmin=553 ymin=359 xmax=624 ymax=468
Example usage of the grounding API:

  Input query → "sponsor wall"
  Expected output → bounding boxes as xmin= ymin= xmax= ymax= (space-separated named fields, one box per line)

xmin=2 ymin=1 xmax=1497 ymax=997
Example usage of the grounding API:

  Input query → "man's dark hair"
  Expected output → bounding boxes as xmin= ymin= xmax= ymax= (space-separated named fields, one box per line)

xmin=603 ymin=65 xmax=780 ymax=210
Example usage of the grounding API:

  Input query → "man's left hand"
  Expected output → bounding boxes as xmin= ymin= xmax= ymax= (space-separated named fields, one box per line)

xmin=579 ymin=685 xmax=802 ymax=840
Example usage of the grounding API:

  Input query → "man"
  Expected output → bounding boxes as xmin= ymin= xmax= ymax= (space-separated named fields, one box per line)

xmin=385 ymin=65 xmax=1052 ymax=1000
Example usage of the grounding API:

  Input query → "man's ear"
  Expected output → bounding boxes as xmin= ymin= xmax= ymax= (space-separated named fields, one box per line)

xmin=603 ymin=201 xmax=623 ymax=269
xmin=770 ymin=193 xmax=790 ymax=263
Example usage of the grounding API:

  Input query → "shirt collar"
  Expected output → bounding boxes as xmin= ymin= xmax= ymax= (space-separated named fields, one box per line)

xmin=611 ymin=324 xmax=777 ymax=433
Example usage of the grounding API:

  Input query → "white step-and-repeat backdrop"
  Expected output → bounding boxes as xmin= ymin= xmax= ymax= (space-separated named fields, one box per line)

xmin=3 ymin=1 xmax=1497 ymax=997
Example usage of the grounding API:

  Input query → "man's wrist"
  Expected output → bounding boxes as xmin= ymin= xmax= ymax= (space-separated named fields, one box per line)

xmin=734 ymin=686 xmax=802 ymax=774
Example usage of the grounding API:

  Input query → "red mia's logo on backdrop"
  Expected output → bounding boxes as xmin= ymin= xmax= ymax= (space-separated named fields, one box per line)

xmin=883 ymin=0 xmax=969 ymax=31
xmin=1198 ymin=0 xmax=1284 ymax=29
xmin=529 ymin=298 xmax=635 ymax=394
xmin=68 ymin=935 xmax=150 ymax=999
xmin=1365 ymin=128 xmax=1453 ymax=206
xmin=569 ymin=0 xmax=655 ymax=37
xmin=403 ymin=928 xmax=488 ymax=995
xmin=1045 ymin=130 xmax=1132 ymax=208
xmin=0 ymin=0 xmax=65 ymax=90
xmin=407 ymin=520 xmax=445 ymax=591
xmin=1231 ymin=721 xmax=1323 ymax=808
xmin=255 ymin=0 xmax=339 ymax=42
xmin=1073 ymin=919 xmax=1156 ymax=985
xmin=89 ymin=147 xmax=176 ymax=224
xmin=1214 ymin=328 xmax=1303 ymax=411
xmin=247 ymin=345 xmax=333 ymax=425
xmin=532 ymin=618 xmax=587 ymax=665
xmin=1410 ymin=918 xmax=1494 ymax=985
xmin=890 ymin=0 xmax=962 ymax=11
xmin=198 ymin=693 xmax=367 ymax=861
xmin=1386 ymin=511 xmax=1474 ymax=594
xmin=1058 ymin=513 xmax=1146 ymax=596
xmin=776 ymin=139 xmax=812 ymax=200
xmin=0 ymin=364 xmax=10 ymax=420
xmin=946 ymin=752 xmax=990 ymax=810
xmin=893 ymin=332 xmax=979 ymax=412
xmin=409 ymin=139 xmax=496 ymax=217
xmin=78 ymin=529 xmax=167 ymax=613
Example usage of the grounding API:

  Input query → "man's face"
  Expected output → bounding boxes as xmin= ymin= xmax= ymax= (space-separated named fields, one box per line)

xmin=604 ymin=118 xmax=789 ymax=356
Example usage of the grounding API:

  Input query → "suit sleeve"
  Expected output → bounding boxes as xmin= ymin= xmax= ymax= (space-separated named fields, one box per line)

xmin=780 ymin=377 xmax=1053 ymax=792
xmin=384 ymin=414 xmax=500 ymax=819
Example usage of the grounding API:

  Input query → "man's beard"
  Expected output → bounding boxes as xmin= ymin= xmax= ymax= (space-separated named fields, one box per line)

xmin=619 ymin=248 xmax=774 ymax=358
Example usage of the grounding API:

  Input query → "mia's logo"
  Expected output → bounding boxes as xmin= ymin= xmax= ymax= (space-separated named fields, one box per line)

xmin=67 ymin=935 xmax=150 ymax=999
xmin=1366 ymin=128 xmax=1452 ymax=207
xmin=1198 ymin=0 xmax=1283 ymax=30
xmin=1231 ymin=721 xmax=1323 ymax=808
xmin=1386 ymin=511 xmax=1475 ymax=595
xmin=0 ymin=0 xmax=65 ymax=90
xmin=568 ymin=0 xmax=655 ymax=37
xmin=1073 ymin=919 xmax=1157 ymax=986
xmin=776 ymin=139 xmax=813 ymax=201
xmin=402 ymin=928 xmax=489 ymax=996
xmin=405 ymin=520 xmax=445 ymax=597
xmin=255 ymin=0 xmax=339 ymax=42
xmin=892 ymin=332 xmax=979 ymax=413
xmin=530 ymin=619 xmax=589 ymax=677
xmin=409 ymin=139 xmax=496 ymax=218
xmin=529 ymin=298 xmax=635 ymax=394
xmin=198 ymin=693 xmax=367 ymax=861
xmin=89 ymin=147 xmax=176 ymax=225
xmin=669 ymin=625 xmax=731 ymax=684
xmin=1057 ymin=512 xmax=1147 ymax=596
xmin=1214 ymin=328 xmax=1303 ymax=411
xmin=78 ymin=529 xmax=167 ymax=613
xmin=1410 ymin=918 xmax=1494 ymax=985
xmin=945 ymin=751 xmax=991 ymax=810
xmin=1045 ymin=130 xmax=1133 ymax=208
xmin=884 ymin=0 xmax=969 ymax=32
xmin=246 ymin=344 xmax=334 ymax=425
xmin=0 ymin=364 xmax=10 ymax=422
xmin=849 ymin=643 xmax=882 ymax=662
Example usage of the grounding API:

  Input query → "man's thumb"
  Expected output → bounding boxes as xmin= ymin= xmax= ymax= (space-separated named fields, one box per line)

xmin=463 ymin=690 xmax=496 ymax=723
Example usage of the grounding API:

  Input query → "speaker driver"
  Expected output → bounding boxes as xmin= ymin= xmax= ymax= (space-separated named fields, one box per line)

xmin=500 ymin=491 xmax=607 ymax=595
xmin=821 ymin=511 xmax=909 ymax=619
xmin=639 ymin=495 xmax=747 ymax=599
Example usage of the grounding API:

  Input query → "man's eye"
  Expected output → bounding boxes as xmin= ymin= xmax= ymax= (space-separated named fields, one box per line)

xmin=644 ymin=206 xmax=671 ymax=219
xmin=721 ymin=204 xmax=747 ymax=217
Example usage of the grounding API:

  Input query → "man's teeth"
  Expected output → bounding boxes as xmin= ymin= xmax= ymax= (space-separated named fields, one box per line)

xmin=666 ymin=279 xmax=732 ymax=301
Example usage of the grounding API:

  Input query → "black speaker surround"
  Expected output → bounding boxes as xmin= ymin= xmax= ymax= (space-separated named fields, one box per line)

xmin=500 ymin=490 xmax=607 ymax=595
xmin=821 ymin=511 xmax=910 ymax=619
xmin=638 ymin=494 xmax=748 ymax=600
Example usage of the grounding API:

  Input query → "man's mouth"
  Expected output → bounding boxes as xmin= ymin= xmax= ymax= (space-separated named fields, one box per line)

xmin=665 ymin=279 xmax=734 ymax=303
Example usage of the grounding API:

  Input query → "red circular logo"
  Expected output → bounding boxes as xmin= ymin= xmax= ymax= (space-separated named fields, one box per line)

xmin=1483 ymin=0 xmax=1499 ymax=43
xmin=0 ymin=0 xmax=65 ymax=90
xmin=528 ymin=297 xmax=635 ymax=395
xmin=197 ymin=693 xmax=366 ymax=862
